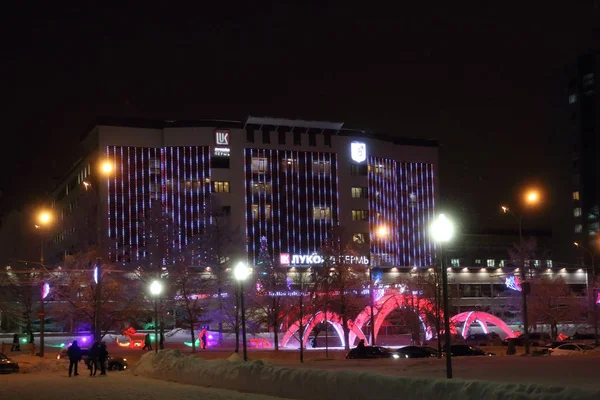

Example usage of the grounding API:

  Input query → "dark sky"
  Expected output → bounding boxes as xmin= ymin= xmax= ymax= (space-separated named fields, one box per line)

xmin=1 ymin=2 xmax=599 ymax=232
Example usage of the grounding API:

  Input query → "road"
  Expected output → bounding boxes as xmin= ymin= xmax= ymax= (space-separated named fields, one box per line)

xmin=0 ymin=371 xmax=287 ymax=400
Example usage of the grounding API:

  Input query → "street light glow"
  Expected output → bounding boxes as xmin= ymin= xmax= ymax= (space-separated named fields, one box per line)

xmin=100 ymin=161 xmax=113 ymax=175
xmin=501 ymin=206 xmax=509 ymax=213
xmin=38 ymin=212 xmax=52 ymax=226
xmin=524 ymin=190 xmax=540 ymax=205
xmin=234 ymin=261 xmax=250 ymax=281
xmin=431 ymin=214 xmax=455 ymax=243
xmin=574 ymin=242 xmax=580 ymax=247
xmin=149 ymin=280 xmax=163 ymax=296
xmin=377 ymin=226 xmax=388 ymax=237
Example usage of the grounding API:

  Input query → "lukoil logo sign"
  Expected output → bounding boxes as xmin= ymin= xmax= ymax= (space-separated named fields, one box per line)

xmin=351 ymin=142 xmax=366 ymax=163
xmin=215 ymin=130 xmax=230 ymax=146
xmin=279 ymin=253 xmax=369 ymax=266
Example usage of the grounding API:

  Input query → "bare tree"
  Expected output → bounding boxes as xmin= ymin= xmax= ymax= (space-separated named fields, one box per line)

xmin=0 ymin=266 xmax=38 ymax=336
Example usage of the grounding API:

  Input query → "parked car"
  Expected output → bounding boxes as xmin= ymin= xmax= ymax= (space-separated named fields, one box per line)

xmin=56 ymin=348 xmax=128 ymax=371
xmin=396 ymin=346 xmax=439 ymax=359
xmin=503 ymin=332 xmax=552 ymax=347
xmin=346 ymin=346 xmax=399 ymax=359
xmin=567 ymin=333 xmax=599 ymax=346
xmin=548 ymin=343 xmax=598 ymax=356
xmin=464 ymin=333 xmax=503 ymax=347
xmin=450 ymin=344 xmax=495 ymax=357
xmin=0 ymin=353 xmax=19 ymax=374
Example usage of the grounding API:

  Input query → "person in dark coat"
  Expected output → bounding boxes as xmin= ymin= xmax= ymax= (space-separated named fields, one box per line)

xmin=11 ymin=333 xmax=20 ymax=352
xmin=200 ymin=329 xmax=207 ymax=350
xmin=88 ymin=342 xmax=99 ymax=376
xmin=67 ymin=340 xmax=82 ymax=377
xmin=98 ymin=342 xmax=108 ymax=375
xmin=159 ymin=332 xmax=164 ymax=350
xmin=142 ymin=333 xmax=152 ymax=351
xmin=357 ymin=339 xmax=366 ymax=356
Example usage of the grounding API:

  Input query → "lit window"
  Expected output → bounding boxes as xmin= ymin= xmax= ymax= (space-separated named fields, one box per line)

xmin=251 ymin=157 xmax=268 ymax=174
xmin=252 ymin=183 xmax=272 ymax=195
xmin=575 ymin=224 xmax=582 ymax=233
xmin=574 ymin=207 xmax=582 ymax=217
xmin=573 ymin=191 xmax=580 ymax=200
xmin=450 ymin=259 xmax=460 ymax=267
xmin=351 ymin=210 xmax=368 ymax=221
xmin=313 ymin=206 xmax=331 ymax=220
xmin=498 ymin=260 xmax=505 ymax=267
xmin=281 ymin=158 xmax=298 ymax=169
xmin=534 ymin=260 xmax=540 ymax=267
xmin=212 ymin=181 xmax=230 ymax=193
xmin=353 ymin=233 xmax=368 ymax=244
xmin=351 ymin=187 xmax=368 ymax=199
xmin=569 ymin=94 xmax=577 ymax=104
xmin=313 ymin=161 xmax=331 ymax=174
xmin=370 ymin=164 xmax=385 ymax=174
xmin=251 ymin=204 xmax=271 ymax=220
xmin=475 ymin=259 xmax=482 ymax=266
xmin=487 ymin=259 xmax=495 ymax=267
xmin=546 ymin=260 xmax=553 ymax=268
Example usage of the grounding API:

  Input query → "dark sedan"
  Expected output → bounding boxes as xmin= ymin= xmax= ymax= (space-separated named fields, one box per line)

xmin=346 ymin=346 xmax=399 ymax=359
xmin=450 ymin=344 xmax=495 ymax=357
xmin=0 ymin=353 xmax=19 ymax=374
xmin=396 ymin=345 xmax=439 ymax=359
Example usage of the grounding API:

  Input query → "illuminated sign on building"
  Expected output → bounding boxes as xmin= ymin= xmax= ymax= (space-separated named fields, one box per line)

xmin=279 ymin=253 xmax=370 ymax=266
xmin=213 ymin=147 xmax=230 ymax=157
xmin=505 ymin=275 xmax=522 ymax=292
xmin=215 ymin=130 xmax=230 ymax=146
xmin=351 ymin=142 xmax=367 ymax=163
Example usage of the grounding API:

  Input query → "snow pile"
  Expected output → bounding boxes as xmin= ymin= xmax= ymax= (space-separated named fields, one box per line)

xmin=12 ymin=354 xmax=68 ymax=373
xmin=133 ymin=350 xmax=600 ymax=400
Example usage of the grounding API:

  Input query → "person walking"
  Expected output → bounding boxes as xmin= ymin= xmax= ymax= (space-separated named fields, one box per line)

xmin=98 ymin=342 xmax=108 ymax=376
xmin=11 ymin=333 xmax=20 ymax=352
xmin=88 ymin=342 xmax=99 ymax=376
xmin=67 ymin=340 xmax=82 ymax=377
xmin=142 ymin=333 xmax=152 ymax=351
xmin=200 ymin=329 xmax=207 ymax=350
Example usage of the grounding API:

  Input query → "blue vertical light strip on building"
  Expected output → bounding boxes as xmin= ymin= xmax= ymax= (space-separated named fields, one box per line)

xmin=270 ymin=149 xmax=276 ymax=257
xmin=140 ymin=148 xmax=146 ymax=258
xmin=194 ymin=146 xmax=199 ymax=234
xmin=414 ymin=163 xmax=422 ymax=266
xmin=176 ymin=147 xmax=182 ymax=250
xmin=181 ymin=147 xmax=187 ymax=246
xmin=127 ymin=147 xmax=132 ymax=256
xmin=243 ymin=148 xmax=248 ymax=259
xmin=296 ymin=151 xmax=302 ymax=254
xmin=119 ymin=147 xmax=125 ymax=259
xmin=409 ymin=163 xmax=417 ymax=265
xmin=398 ymin=163 xmax=407 ymax=266
xmin=107 ymin=146 xmax=112 ymax=240
xmin=275 ymin=150 xmax=282 ymax=256
xmin=203 ymin=146 xmax=209 ymax=230
xmin=260 ymin=149 xmax=266 ymax=246
xmin=316 ymin=153 xmax=322 ymax=249
xmin=334 ymin=153 xmax=340 ymax=230
xmin=134 ymin=149 xmax=139 ymax=259
xmin=160 ymin=147 xmax=167 ymax=260
xmin=304 ymin=151 xmax=310 ymax=252
xmin=283 ymin=151 xmax=289 ymax=254
xmin=393 ymin=160 xmax=400 ymax=266
xmin=427 ymin=163 xmax=435 ymax=265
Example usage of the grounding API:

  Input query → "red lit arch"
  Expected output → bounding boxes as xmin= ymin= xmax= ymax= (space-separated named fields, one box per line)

xmin=450 ymin=311 xmax=514 ymax=339
xmin=280 ymin=311 xmax=368 ymax=348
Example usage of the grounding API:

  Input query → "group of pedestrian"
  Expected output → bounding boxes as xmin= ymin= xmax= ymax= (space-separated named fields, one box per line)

xmin=11 ymin=333 xmax=20 ymax=351
xmin=66 ymin=340 xmax=108 ymax=377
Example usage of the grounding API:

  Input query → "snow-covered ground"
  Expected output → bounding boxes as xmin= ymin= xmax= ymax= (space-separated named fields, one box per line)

xmin=0 ymin=371 xmax=288 ymax=400
xmin=132 ymin=350 xmax=600 ymax=400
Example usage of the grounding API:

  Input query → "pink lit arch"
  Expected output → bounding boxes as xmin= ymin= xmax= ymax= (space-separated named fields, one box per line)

xmin=450 ymin=311 xmax=514 ymax=339
xmin=280 ymin=311 xmax=368 ymax=348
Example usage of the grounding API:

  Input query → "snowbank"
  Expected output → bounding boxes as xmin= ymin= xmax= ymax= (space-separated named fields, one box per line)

xmin=12 ymin=354 xmax=67 ymax=373
xmin=132 ymin=350 xmax=600 ymax=400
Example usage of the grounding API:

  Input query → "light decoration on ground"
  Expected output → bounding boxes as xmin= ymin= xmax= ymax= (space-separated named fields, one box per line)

xmin=505 ymin=275 xmax=522 ymax=292
xmin=597 ymin=292 xmax=600 ymax=305
xmin=450 ymin=311 xmax=515 ymax=339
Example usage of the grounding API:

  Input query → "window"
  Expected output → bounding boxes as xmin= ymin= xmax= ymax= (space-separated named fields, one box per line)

xmin=313 ymin=161 xmax=331 ymax=174
xmin=246 ymin=129 xmax=254 ymax=143
xmin=293 ymin=132 xmax=301 ymax=146
xmin=281 ymin=158 xmax=298 ymax=170
xmin=212 ymin=181 xmax=230 ymax=193
xmin=487 ymin=259 xmax=495 ymax=267
xmin=252 ymin=182 xmax=272 ymax=195
xmin=370 ymin=164 xmax=385 ymax=174
xmin=569 ymin=94 xmax=577 ymax=104
xmin=498 ymin=260 xmax=505 ymax=267
xmin=574 ymin=207 xmax=582 ymax=217
xmin=262 ymin=130 xmax=270 ymax=144
xmin=350 ymin=164 xmax=368 ymax=176
xmin=352 ymin=233 xmax=368 ymax=244
xmin=313 ymin=206 xmax=331 ymax=220
xmin=351 ymin=209 xmax=368 ymax=221
xmin=573 ymin=191 xmax=580 ymax=200
xmin=475 ymin=259 xmax=482 ymax=266
xmin=324 ymin=133 xmax=331 ymax=147
xmin=251 ymin=157 xmax=268 ymax=174
xmin=278 ymin=131 xmax=286 ymax=145
xmin=211 ymin=157 xmax=230 ymax=169
xmin=309 ymin=132 xmax=316 ymax=147
xmin=533 ymin=260 xmax=540 ymax=267
xmin=251 ymin=204 xmax=272 ymax=220
xmin=575 ymin=224 xmax=582 ymax=233
xmin=351 ymin=187 xmax=368 ymax=199
xmin=221 ymin=206 xmax=231 ymax=216
xmin=546 ymin=260 xmax=553 ymax=268
xmin=450 ymin=259 xmax=460 ymax=267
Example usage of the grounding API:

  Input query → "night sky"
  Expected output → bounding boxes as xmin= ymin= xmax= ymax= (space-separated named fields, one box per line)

xmin=1 ymin=2 xmax=599 ymax=233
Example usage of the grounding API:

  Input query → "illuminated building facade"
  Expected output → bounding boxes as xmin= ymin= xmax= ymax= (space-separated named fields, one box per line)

xmin=47 ymin=116 xmax=438 ymax=268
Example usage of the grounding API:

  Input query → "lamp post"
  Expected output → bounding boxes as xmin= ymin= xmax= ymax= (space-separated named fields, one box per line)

xmin=36 ymin=211 xmax=52 ymax=358
xmin=431 ymin=213 xmax=455 ymax=379
xmin=86 ymin=159 xmax=113 ymax=343
xmin=501 ymin=189 xmax=539 ymax=355
xmin=149 ymin=280 xmax=163 ymax=354
xmin=574 ymin=241 xmax=598 ymax=347
xmin=234 ymin=261 xmax=250 ymax=361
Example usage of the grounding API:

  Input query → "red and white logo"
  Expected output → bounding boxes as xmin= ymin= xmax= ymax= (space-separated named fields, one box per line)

xmin=279 ymin=253 xmax=290 ymax=266
xmin=215 ymin=130 xmax=230 ymax=146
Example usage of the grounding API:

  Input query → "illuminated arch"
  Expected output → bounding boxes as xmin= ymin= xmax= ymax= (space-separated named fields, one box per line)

xmin=350 ymin=294 xmax=449 ymax=346
xmin=280 ymin=311 xmax=368 ymax=348
xmin=450 ymin=311 xmax=514 ymax=339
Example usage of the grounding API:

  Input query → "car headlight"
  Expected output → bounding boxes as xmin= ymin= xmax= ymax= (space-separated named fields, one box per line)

xmin=392 ymin=354 xmax=400 ymax=359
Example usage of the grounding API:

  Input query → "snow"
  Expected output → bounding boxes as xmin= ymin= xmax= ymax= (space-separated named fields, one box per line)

xmin=0 ymin=371 xmax=288 ymax=400
xmin=132 ymin=350 xmax=600 ymax=400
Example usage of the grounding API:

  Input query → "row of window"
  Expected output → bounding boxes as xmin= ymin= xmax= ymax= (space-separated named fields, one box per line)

xmin=246 ymin=130 xmax=332 ymax=148
xmin=250 ymin=158 xmax=333 ymax=174
xmin=450 ymin=259 xmax=552 ymax=268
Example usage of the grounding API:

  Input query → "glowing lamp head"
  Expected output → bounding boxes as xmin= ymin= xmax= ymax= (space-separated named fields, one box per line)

xmin=38 ymin=212 xmax=52 ymax=226
xmin=149 ymin=280 xmax=163 ymax=296
xmin=501 ymin=206 xmax=509 ymax=213
xmin=377 ymin=226 xmax=388 ymax=237
xmin=100 ymin=161 xmax=113 ymax=175
xmin=234 ymin=261 xmax=250 ymax=281
xmin=525 ymin=190 xmax=539 ymax=204
xmin=574 ymin=242 xmax=580 ymax=247
xmin=431 ymin=214 xmax=455 ymax=243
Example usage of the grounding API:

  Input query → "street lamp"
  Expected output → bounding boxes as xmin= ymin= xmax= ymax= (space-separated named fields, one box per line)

xmin=149 ymin=280 xmax=163 ymax=354
xmin=234 ymin=261 xmax=250 ymax=361
xmin=501 ymin=190 xmax=541 ymax=356
xmin=431 ymin=213 xmax=455 ymax=379
xmin=36 ymin=211 xmax=52 ymax=358
xmin=574 ymin=242 xmax=598 ymax=347
xmin=100 ymin=160 xmax=113 ymax=175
